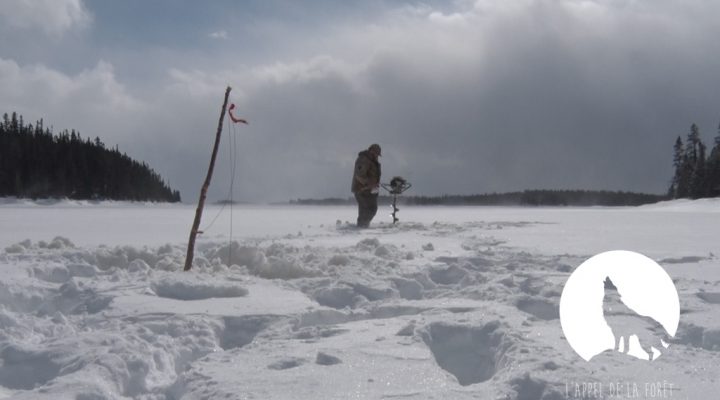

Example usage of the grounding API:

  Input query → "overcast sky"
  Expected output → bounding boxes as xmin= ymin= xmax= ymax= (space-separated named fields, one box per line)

xmin=2 ymin=0 xmax=719 ymax=202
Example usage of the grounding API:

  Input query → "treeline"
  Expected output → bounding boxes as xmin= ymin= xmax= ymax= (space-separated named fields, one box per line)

xmin=404 ymin=190 xmax=664 ymax=206
xmin=669 ymin=123 xmax=720 ymax=199
xmin=290 ymin=190 xmax=665 ymax=206
xmin=0 ymin=112 xmax=181 ymax=202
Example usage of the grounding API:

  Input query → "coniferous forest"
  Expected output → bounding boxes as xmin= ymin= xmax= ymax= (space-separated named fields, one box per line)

xmin=0 ymin=112 xmax=181 ymax=202
xmin=669 ymin=123 xmax=720 ymax=199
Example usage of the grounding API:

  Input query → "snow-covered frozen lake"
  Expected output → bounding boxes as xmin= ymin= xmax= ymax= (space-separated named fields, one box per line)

xmin=0 ymin=199 xmax=718 ymax=399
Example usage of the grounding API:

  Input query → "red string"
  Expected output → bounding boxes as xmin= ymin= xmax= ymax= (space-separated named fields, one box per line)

xmin=228 ymin=104 xmax=248 ymax=124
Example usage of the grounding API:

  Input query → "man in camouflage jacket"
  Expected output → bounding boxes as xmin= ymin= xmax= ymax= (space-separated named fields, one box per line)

xmin=351 ymin=144 xmax=382 ymax=228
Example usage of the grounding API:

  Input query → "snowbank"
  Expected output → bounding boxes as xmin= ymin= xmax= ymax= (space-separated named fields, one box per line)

xmin=637 ymin=197 xmax=720 ymax=212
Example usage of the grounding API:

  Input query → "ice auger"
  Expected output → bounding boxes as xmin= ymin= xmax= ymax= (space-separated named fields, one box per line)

xmin=380 ymin=176 xmax=412 ymax=224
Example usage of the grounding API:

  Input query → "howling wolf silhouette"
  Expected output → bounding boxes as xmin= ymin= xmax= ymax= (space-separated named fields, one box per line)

xmin=603 ymin=277 xmax=671 ymax=360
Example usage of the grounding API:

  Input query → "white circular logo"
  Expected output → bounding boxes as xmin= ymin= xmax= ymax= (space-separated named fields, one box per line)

xmin=560 ymin=250 xmax=680 ymax=361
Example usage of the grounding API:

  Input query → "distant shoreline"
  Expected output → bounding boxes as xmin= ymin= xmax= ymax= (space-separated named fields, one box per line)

xmin=288 ymin=189 xmax=667 ymax=207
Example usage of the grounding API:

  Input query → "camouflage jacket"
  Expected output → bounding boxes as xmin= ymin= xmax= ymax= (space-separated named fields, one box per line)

xmin=351 ymin=150 xmax=381 ymax=193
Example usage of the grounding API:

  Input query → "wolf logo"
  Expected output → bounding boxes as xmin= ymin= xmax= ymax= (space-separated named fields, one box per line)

xmin=602 ymin=277 xmax=671 ymax=360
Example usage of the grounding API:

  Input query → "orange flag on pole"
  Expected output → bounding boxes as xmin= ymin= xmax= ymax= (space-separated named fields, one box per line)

xmin=228 ymin=104 xmax=248 ymax=124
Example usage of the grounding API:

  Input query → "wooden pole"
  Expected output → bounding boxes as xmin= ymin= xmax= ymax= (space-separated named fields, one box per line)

xmin=184 ymin=86 xmax=232 ymax=271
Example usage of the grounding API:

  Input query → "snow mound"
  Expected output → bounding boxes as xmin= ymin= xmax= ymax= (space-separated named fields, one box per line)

xmin=327 ymin=254 xmax=351 ymax=266
xmin=661 ymin=255 xmax=709 ymax=264
xmin=40 ymin=280 xmax=113 ymax=315
xmin=4 ymin=237 xmax=75 ymax=254
xmin=206 ymin=242 xmax=267 ymax=269
xmin=637 ymin=198 xmax=720 ymax=212
xmin=356 ymin=238 xmax=381 ymax=250
xmin=151 ymin=275 xmax=248 ymax=300
xmin=204 ymin=242 xmax=320 ymax=279
xmin=268 ymin=357 xmax=305 ymax=370
xmin=374 ymin=245 xmax=394 ymax=257
xmin=309 ymin=279 xmax=399 ymax=310
xmin=44 ymin=236 xmax=75 ymax=249
xmin=311 ymin=285 xmax=358 ymax=309
xmin=256 ymin=256 xmax=319 ymax=279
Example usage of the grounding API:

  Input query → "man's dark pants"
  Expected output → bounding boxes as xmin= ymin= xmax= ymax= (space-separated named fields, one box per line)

xmin=354 ymin=191 xmax=378 ymax=228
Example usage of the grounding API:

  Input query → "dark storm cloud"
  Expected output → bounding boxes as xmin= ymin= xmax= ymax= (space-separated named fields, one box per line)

xmin=216 ymin=0 xmax=720 ymax=201
xmin=2 ymin=0 xmax=720 ymax=202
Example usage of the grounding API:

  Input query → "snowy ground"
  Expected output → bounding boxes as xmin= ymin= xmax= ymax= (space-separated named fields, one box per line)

xmin=0 ymin=199 xmax=718 ymax=399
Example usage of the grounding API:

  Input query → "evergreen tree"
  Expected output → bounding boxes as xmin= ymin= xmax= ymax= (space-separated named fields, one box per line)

xmin=691 ymin=141 xmax=707 ymax=198
xmin=707 ymin=122 xmax=720 ymax=197
xmin=10 ymin=112 xmax=18 ymax=132
xmin=676 ymin=124 xmax=701 ymax=199
xmin=685 ymin=123 xmax=700 ymax=164
xmin=670 ymin=136 xmax=684 ymax=198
